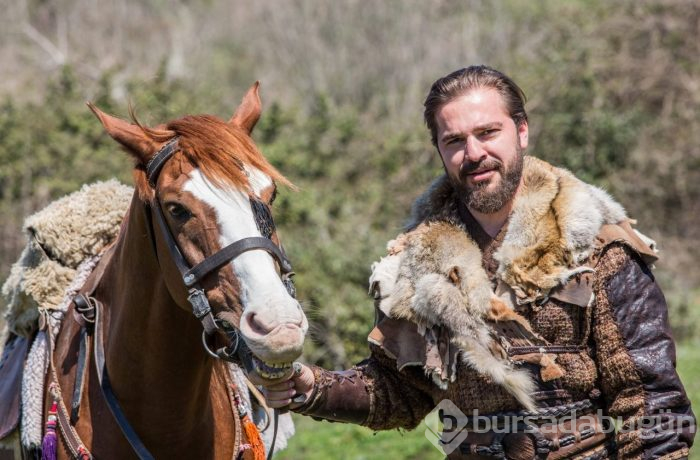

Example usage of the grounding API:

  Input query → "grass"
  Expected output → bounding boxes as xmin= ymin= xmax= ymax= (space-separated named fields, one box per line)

xmin=279 ymin=342 xmax=700 ymax=459
xmin=276 ymin=415 xmax=443 ymax=460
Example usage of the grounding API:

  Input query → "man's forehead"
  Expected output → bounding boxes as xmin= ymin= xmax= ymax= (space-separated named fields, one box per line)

xmin=436 ymin=88 xmax=511 ymax=129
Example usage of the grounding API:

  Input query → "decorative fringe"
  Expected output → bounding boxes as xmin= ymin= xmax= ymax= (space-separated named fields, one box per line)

xmin=22 ymin=330 xmax=49 ymax=448
xmin=241 ymin=413 xmax=266 ymax=460
xmin=77 ymin=446 xmax=91 ymax=460
xmin=21 ymin=255 xmax=101 ymax=450
xmin=41 ymin=401 xmax=58 ymax=460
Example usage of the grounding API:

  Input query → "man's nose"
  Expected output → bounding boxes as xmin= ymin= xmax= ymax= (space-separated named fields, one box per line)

xmin=464 ymin=136 xmax=487 ymax=163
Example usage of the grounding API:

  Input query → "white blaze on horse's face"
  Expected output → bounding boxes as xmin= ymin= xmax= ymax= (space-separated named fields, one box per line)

xmin=184 ymin=167 xmax=307 ymax=365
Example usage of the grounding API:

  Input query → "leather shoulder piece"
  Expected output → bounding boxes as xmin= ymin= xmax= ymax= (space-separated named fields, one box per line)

xmin=548 ymin=272 xmax=595 ymax=307
xmin=0 ymin=334 xmax=30 ymax=440
xmin=605 ymin=246 xmax=695 ymax=454
xmin=595 ymin=220 xmax=658 ymax=265
xmin=367 ymin=316 xmax=424 ymax=367
xmin=368 ymin=314 xmax=457 ymax=386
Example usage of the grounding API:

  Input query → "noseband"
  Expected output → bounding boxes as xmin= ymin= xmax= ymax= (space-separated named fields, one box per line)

xmin=145 ymin=138 xmax=296 ymax=360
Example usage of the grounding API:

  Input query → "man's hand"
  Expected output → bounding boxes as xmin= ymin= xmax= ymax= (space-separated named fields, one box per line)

xmin=255 ymin=363 xmax=315 ymax=409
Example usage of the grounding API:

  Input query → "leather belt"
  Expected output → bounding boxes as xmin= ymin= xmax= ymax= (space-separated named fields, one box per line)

xmin=442 ymin=401 xmax=615 ymax=460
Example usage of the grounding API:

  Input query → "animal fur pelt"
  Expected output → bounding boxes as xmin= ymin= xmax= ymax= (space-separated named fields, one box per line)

xmin=378 ymin=222 xmax=540 ymax=410
xmin=405 ymin=156 xmax=629 ymax=304
xmin=370 ymin=156 xmax=646 ymax=410
xmin=2 ymin=179 xmax=134 ymax=337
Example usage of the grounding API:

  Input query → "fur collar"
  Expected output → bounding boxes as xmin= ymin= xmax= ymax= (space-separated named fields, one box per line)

xmin=404 ymin=156 xmax=627 ymax=303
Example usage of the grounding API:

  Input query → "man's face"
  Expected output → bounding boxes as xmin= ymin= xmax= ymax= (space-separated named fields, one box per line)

xmin=435 ymin=87 xmax=528 ymax=214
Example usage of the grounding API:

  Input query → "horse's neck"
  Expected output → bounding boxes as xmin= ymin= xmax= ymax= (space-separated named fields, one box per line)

xmin=95 ymin=197 xmax=219 ymax=437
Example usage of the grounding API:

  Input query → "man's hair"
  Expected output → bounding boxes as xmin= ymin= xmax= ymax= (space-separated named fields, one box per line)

xmin=424 ymin=65 xmax=528 ymax=147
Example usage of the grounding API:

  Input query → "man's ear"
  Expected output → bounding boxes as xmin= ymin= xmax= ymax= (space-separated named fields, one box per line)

xmin=517 ymin=120 xmax=529 ymax=150
xmin=229 ymin=81 xmax=262 ymax=134
xmin=87 ymin=102 xmax=170 ymax=165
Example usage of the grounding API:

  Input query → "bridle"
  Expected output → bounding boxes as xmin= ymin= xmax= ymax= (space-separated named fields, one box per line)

xmin=145 ymin=137 xmax=296 ymax=361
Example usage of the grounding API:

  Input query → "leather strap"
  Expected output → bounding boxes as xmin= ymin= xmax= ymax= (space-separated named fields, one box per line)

xmin=152 ymin=199 xmax=193 ymax=277
xmin=146 ymin=138 xmax=180 ymax=188
xmin=185 ymin=236 xmax=292 ymax=287
xmin=70 ymin=328 xmax=90 ymax=424
xmin=151 ymin=199 xmax=218 ymax=334
xmin=92 ymin=296 xmax=155 ymax=460
xmin=45 ymin=315 xmax=93 ymax=459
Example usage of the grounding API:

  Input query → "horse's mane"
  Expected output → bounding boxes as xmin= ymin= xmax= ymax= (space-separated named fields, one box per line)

xmin=132 ymin=113 xmax=293 ymax=196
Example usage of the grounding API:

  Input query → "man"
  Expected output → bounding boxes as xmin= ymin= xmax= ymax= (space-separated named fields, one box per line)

xmin=261 ymin=66 xmax=695 ymax=459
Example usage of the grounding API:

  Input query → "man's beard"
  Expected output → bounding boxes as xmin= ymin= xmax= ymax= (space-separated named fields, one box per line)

xmin=450 ymin=147 xmax=524 ymax=214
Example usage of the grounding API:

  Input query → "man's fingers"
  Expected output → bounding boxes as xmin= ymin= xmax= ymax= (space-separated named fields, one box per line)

xmin=266 ymin=381 xmax=295 ymax=392
xmin=264 ymin=388 xmax=297 ymax=401
xmin=267 ymin=398 xmax=292 ymax=409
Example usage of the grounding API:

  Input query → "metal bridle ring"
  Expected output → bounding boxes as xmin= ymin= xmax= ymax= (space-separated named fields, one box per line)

xmin=201 ymin=330 xmax=221 ymax=359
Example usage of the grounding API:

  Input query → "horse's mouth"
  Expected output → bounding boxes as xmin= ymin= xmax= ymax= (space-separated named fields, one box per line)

xmin=251 ymin=356 xmax=293 ymax=380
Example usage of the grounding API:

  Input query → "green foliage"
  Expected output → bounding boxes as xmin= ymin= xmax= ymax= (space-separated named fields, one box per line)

xmin=256 ymin=96 xmax=441 ymax=366
xmin=0 ymin=67 xmax=131 ymax=202
xmin=277 ymin=415 xmax=442 ymax=460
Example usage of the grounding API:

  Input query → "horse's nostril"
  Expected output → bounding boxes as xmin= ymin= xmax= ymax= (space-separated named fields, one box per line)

xmin=245 ymin=312 xmax=272 ymax=335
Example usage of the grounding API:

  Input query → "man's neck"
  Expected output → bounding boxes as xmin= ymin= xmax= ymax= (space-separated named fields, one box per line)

xmin=468 ymin=202 xmax=513 ymax=238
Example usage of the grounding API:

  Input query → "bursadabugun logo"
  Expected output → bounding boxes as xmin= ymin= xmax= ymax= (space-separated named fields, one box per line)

xmin=424 ymin=400 xmax=469 ymax=455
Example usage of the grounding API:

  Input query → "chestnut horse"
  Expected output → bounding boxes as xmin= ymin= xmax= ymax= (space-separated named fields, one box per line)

xmin=45 ymin=83 xmax=307 ymax=459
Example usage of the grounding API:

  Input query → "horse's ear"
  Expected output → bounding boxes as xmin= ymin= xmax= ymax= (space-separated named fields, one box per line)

xmin=229 ymin=81 xmax=261 ymax=134
xmin=87 ymin=102 xmax=159 ymax=164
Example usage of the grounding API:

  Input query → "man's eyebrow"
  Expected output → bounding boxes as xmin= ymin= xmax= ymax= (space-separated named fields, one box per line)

xmin=440 ymin=122 xmax=504 ymax=143
xmin=440 ymin=132 xmax=461 ymax=143
xmin=475 ymin=122 xmax=503 ymax=132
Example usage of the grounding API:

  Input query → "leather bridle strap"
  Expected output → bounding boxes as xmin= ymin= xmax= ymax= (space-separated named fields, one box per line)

xmin=184 ymin=236 xmax=293 ymax=287
xmin=88 ymin=294 xmax=155 ymax=460
xmin=150 ymin=198 xmax=218 ymax=334
xmin=146 ymin=138 xmax=295 ymax=338
xmin=146 ymin=138 xmax=179 ymax=188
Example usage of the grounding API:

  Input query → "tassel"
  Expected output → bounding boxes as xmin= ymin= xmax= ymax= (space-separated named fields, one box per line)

xmin=41 ymin=401 xmax=58 ymax=460
xmin=241 ymin=412 xmax=266 ymax=460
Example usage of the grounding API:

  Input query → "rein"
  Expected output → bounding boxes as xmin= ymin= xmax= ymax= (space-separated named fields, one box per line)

xmin=48 ymin=139 xmax=294 ymax=460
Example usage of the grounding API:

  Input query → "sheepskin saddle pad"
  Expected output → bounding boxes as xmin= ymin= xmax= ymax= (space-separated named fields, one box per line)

xmin=2 ymin=179 xmax=134 ymax=338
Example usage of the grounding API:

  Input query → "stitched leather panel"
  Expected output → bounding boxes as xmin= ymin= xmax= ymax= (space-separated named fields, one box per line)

xmin=295 ymin=367 xmax=372 ymax=425
xmin=606 ymin=252 xmax=696 ymax=459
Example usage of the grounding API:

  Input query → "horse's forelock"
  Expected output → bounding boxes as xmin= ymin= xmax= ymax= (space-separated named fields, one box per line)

xmin=165 ymin=115 xmax=293 ymax=194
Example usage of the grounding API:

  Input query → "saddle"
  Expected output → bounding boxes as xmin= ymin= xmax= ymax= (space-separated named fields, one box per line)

xmin=0 ymin=180 xmax=134 ymax=452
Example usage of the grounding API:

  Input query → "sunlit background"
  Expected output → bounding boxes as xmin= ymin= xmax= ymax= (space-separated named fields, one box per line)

xmin=1 ymin=1 xmax=698 ymax=458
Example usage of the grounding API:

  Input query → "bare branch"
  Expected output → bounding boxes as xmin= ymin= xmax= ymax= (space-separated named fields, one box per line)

xmin=22 ymin=22 xmax=66 ymax=66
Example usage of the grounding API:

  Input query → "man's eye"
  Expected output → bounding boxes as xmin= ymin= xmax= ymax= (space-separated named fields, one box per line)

xmin=446 ymin=137 xmax=461 ymax=145
xmin=166 ymin=202 xmax=192 ymax=220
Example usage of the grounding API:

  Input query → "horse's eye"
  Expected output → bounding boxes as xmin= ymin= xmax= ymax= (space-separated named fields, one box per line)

xmin=165 ymin=202 xmax=191 ymax=221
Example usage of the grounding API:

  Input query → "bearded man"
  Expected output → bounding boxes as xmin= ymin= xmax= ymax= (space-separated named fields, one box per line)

xmin=260 ymin=66 xmax=696 ymax=459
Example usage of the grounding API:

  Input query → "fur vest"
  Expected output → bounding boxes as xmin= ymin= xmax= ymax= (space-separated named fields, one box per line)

xmin=367 ymin=156 xmax=657 ymax=410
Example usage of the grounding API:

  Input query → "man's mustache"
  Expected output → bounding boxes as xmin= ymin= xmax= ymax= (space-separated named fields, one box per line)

xmin=459 ymin=158 xmax=503 ymax=182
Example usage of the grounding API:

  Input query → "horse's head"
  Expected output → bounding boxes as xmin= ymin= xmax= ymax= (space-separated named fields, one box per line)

xmin=88 ymin=83 xmax=307 ymax=379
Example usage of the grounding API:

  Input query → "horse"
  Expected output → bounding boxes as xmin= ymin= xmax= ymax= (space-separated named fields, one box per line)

xmin=37 ymin=83 xmax=307 ymax=459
